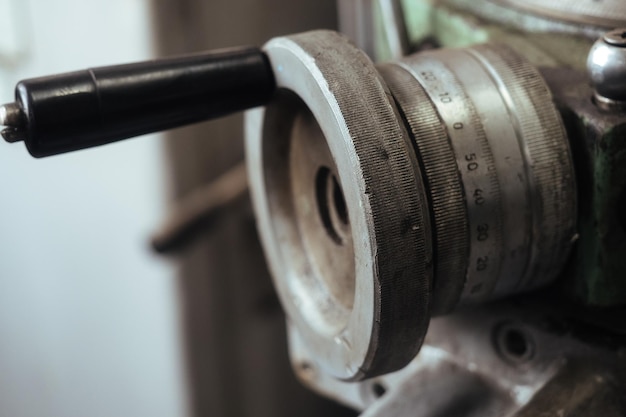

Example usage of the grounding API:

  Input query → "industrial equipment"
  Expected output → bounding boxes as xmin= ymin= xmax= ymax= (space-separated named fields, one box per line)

xmin=2 ymin=1 xmax=625 ymax=415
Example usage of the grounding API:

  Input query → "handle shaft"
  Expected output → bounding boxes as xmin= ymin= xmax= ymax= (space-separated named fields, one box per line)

xmin=3 ymin=46 xmax=275 ymax=157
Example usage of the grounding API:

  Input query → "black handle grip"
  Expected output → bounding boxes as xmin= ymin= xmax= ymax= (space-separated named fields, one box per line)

xmin=6 ymin=46 xmax=275 ymax=157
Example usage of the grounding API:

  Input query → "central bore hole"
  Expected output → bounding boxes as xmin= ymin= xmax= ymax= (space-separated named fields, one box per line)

xmin=315 ymin=166 xmax=349 ymax=244
xmin=503 ymin=329 xmax=528 ymax=358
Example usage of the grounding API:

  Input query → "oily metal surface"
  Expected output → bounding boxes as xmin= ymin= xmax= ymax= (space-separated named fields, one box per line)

xmin=468 ymin=44 xmax=577 ymax=293
xmin=378 ymin=63 xmax=468 ymax=316
xmin=397 ymin=49 xmax=505 ymax=303
xmin=246 ymin=30 xmax=433 ymax=380
xmin=384 ymin=44 xmax=576 ymax=305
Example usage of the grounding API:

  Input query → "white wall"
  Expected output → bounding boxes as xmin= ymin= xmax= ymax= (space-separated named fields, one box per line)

xmin=0 ymin=1 xmax=188 ymax=416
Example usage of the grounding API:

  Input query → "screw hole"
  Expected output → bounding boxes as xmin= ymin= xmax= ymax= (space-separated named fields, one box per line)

xmin=372 ymin=382 xmax=387 ymax=398
xmin=297 ymin=361 xmax=316 ymax=380
xmin=503 ymin=329 xmax=528 ymax=357
xmin=494 ymin=323 xmax=534 ymax=365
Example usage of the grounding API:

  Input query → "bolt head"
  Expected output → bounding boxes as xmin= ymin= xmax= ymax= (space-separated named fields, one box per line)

xmin=603 ymin=28 xmax=626 ymax=47
xmin=588 ymin=29 xmax=626 ymax=102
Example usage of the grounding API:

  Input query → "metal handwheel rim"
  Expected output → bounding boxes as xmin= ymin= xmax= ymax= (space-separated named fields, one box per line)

xmin=246 ymin=30 xmax=433 ymax=380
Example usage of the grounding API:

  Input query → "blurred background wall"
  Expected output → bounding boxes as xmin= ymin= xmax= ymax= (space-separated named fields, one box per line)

xmin=0 ymin=0 xmax=187 ymax=416
xmin=0 ymin=0 xmax=354 ymax=417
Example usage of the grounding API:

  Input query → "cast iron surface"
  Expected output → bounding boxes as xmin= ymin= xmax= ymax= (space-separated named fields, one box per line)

xmin=289 ymin=294 xmax=626 ymax=416
xmin=542 ymin=67 xmax=626 ymax=306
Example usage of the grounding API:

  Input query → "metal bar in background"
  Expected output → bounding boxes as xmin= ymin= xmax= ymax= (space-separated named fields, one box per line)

xmin=378 ymin=0 xmax=410 ymax=58
xmin=338 ymin=0 xmax=409 ymax=61
xmin=338 ymin=0 xmax=376 ymax=58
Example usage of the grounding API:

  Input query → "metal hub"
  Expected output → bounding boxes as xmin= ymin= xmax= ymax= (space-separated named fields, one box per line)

xmin=246 ymin=30 xmax=577 ymax=380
